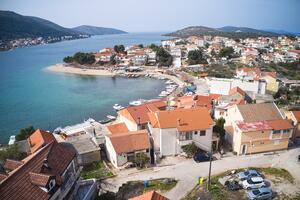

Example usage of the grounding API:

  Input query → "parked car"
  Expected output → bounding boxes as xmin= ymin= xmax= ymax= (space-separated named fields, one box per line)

xmin=242 ymin=177 xmax=266 ymax=190
xmin=225 ymin=180 xmax=242 ymax=191
xmin=193 ymin=152 xmax=210 ymax=163
xmin=247 ymin=187 xmax=273 ymax=200
xmin=238 ymin=169 xmax=261 ymax=181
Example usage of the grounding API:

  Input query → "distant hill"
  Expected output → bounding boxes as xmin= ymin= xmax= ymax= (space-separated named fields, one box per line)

xmin=72 ymin=25 xmax=127 ymax=35
xmin=0 ymin=10 xmax=127 ymax=41
xmin=165 ymin=26 xmax=282 ymax=38
xmin=0 ymin=10 xmax=80 ymax=40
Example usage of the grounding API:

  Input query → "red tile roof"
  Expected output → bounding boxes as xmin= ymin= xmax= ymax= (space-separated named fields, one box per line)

xmin=148 ymin=108 xmax=213 ymax=131
xmin=292 ymin=111 xmax=300 ymax=122
xmin=129 ymin=191 xmax=169 ymax=200
xmin=107 ymin=130 xmax=150 ymax=154
xmin=29 ymin=172 xmax=52 ymax=187
xmin=229 ymin=87 xmax=246 ymax=96
xmin=27 ymin=129 xmax=56 ymax=154
xmin=107 ymin=123 xmax=129 ymax=134
xmin=118 ymin=101 xmax=166 ymax=125
xmin=236 ymin=119 xmax=293 ymax=132
xmin=3 ymin=159 xmax=23 ymax=171
xmin=266 ymin=119 xmax=293 ymax=131
xmin=0 ymin=141 xmax=76 ymax=200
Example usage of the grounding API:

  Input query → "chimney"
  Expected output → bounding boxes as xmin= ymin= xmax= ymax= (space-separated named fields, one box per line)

xmin=43 ymin=158 xmax=50 ymax=169
xmin=177 ymin=118 xmax=181 ymax=126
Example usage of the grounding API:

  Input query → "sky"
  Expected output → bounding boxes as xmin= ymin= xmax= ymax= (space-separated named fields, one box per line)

xmin=1 ymin=0 xmax=300 ymax=33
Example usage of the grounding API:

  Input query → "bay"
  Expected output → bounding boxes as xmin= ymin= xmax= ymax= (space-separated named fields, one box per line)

xmin=0 ymin=32 xmax=169 ymax=143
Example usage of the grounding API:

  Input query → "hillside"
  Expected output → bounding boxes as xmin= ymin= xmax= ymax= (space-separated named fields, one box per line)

xmin=0 ymin=10 xmax=80 ymax=40
xmin=165 ymin=26 xmax=280 ymax=38
xmin=72 ymin=25 xmax=127 ymax=35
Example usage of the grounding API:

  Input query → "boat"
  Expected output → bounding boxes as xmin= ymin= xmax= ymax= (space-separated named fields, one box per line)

xmin=99 ymin=118 xmax=113 ymax=124
xmin=129 ymin=99 xmax=146 ymax=106
xmin=165 ymin=80 xmax=174 ymax=84
xmin=159 ymin=91 xmax=169 ymax=97
xmin=107 ymin=115 xmax=116 ymax=120
xmin=113 ymin=104 xmax=125 ymax=111
xmin=8 ymin=135 xmax=16 ymax=145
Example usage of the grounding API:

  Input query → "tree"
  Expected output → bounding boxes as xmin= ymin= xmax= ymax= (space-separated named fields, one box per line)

xmin=138 ymin=44 xmax=144 ymax=48
xmin=187 ymin=50 xmax=207 ymax=65
xmin=73 ymin=52 xmax=95 ymax=65
xmin=0 ymin=145 xmax=27 ymax=164
xmin=134 ymin=152 xmax=149 ymax=168
xmin=234 ymin=38 xmax=240 ymax=43
xmin=16 ymin=126 xmax=35 ymax=141
xmin=156 ymin=47 xmax=173 ymax=66
xmin=110 ymin=55 xmax=117 ymax=65
xmin=213 ymin=118 xmax=226 ymax=147
xmin=114 ymin=45 xmax=125 ymax=53
xmin=181 ymin=142 xmax=198 ymax=158
xmin=63 ymin=56 xmax=73 ymax=63
xmin=149 ymin=43 xmax=159 ymax=51
xmin=218 ymin=47 xmax=234 ymax=58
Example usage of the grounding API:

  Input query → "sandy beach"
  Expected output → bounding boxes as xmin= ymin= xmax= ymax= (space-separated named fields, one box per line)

xmin=45 ymin=64 xmax=116 ymax=76
xmin=45 ymin=63 xmax=185 ymax=87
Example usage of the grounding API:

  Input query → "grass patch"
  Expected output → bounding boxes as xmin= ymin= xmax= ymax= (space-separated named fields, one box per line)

xmin=80 ymin=161 xmax=113 ymax=180
xmin=255 ymin=167 xmax=294 ymax=183
xmin=144 ymin=178 xmax=178 ymax=192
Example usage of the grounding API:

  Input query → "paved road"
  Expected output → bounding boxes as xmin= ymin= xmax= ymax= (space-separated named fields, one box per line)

xmin=103 ymin=148 xmax=300 ymax=200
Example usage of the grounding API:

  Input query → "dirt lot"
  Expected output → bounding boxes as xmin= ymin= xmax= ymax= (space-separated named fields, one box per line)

xmin=182 ymin=168 xmax=300 ymax=200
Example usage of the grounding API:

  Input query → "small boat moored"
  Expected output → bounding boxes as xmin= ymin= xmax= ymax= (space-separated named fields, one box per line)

xmin=113 ymin=104 xmax=125 ymax=111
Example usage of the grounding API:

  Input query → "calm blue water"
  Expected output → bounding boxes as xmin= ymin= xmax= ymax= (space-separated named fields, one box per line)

xmin=0 ymin=32 xmax=169 ymax=143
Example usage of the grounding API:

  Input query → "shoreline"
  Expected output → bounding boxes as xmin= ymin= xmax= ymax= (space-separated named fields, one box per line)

xmin=45 ymin=64 xmax=116 ymax=76
xmin=45 ymin=63 xmax=185 ymax=86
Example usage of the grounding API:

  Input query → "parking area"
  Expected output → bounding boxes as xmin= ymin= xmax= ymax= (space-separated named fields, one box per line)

xmin=183 ymin=167 xmax=300 ymax=200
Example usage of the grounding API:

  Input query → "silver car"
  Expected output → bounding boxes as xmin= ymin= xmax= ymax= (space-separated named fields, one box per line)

xmin=247 ymin=187 xmax=272 ymax=200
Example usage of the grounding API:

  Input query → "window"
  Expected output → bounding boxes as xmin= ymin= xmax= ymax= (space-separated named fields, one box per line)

xmin=282 ymin=129 xmax=290 ymax=134
xmin=200 ymin=130 xmax=206 ymax=136
xmin=194 ymin=131 xmax=198 ymax=135
xmin=260 ymin=141 xmax=264 ymax=145
xmin=273 ymin=130 xmax=281 ymax=134
xmin=274 ymin=140 xmax=280 ymax=145
xmin=179 ymin=132 xmax=193 ymax=141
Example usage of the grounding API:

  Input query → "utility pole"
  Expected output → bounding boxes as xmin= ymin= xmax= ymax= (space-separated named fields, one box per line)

xmin=207 ymin=144 xmax=213 ymax=191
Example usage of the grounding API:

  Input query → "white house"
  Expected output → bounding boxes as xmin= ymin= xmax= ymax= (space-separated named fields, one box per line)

xmin=105 ymin=130 xmax=150 ymax=168
xmin=206 ymin=77 xmax=266 ymax=95
xmin=147 ymin=108 xmax=214 ymax=158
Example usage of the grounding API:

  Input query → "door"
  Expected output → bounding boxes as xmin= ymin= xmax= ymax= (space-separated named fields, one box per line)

xmin=241 ymin=144 xmax=247 ymax=155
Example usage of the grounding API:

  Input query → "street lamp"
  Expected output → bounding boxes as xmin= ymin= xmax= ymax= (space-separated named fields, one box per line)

xmin=207 ymin=142 xmax=213 ymax=191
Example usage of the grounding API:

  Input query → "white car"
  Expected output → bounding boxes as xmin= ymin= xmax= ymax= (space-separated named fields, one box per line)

xmin=242 ymin=177 xmax=265 ymax=190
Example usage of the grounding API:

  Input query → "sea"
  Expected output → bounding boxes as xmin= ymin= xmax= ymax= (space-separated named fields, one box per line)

xmin=0 ymin=32 xmax=170 ymax=143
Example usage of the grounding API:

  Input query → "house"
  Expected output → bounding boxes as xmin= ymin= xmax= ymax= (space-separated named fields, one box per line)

xmin=284 ymin=111 xmax=300 ymax=140
xmin=236 ymin=67 xmax=261 ymax=81
xmin=118 ymin=101 xmax=166 ymax=131
xmin=105 ymin=130 xmax=150 ymax=168
xmin=260 ymin=72 xmax=279 ymax=94
xmin=129 ymin=191 xmax=169 ymax=200
xmin=27 ymin=129 xmax=56 ymax=154
xmin=206 ymin=77 xmax=266 ymax=95
xmin=53 ymin=119 xmax=103 ymax=165
xmin=106 ymin=122 xmax=129 ymax=134
xmin=224 ymin=103 xmax=293 ymax=155
xmin=147 ymin=108 xmax=214 ymax=158
xmin=0 ymin=133 xmax=79 ymax=200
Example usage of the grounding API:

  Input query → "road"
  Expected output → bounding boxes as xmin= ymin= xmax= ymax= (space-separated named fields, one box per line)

xmin=103 ymin=148 xmax=300 ymax=200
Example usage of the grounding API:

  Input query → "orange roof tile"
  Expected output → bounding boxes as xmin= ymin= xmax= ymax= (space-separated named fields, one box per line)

xmin=292 ymin=111 xmax=300 ymax=122
xmin=266 ymin=119 xmax=293 ymax=131
xmin=129 ymin=191 xmax=169 ymax=200
xmin=107 ymin=130 xmax=150 ymax=154
xmin=27 ymin=129 xmax=56 ymax=154
xmin=107 ymin=123 xmax=129 ymax=135
xmin=229 ymin=87 xmax=246 ymax=96
xmin=118 ymin=101 xmax=166 ymax=125
xmin=148 ymin=108 xmax=213 ymax=131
